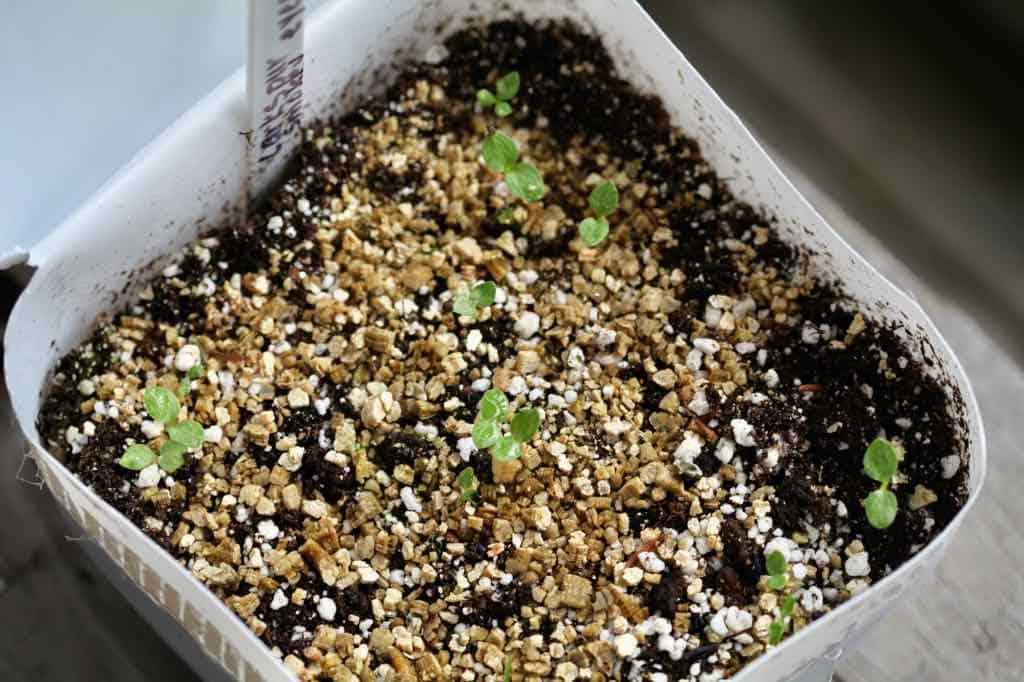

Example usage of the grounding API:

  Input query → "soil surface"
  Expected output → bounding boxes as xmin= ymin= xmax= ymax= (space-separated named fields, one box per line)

xmin=39 ymin=18 xmax=967 ymax=682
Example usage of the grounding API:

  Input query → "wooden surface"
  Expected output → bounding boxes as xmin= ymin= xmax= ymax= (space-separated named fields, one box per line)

xmin=1 ymin=168 xmax=1022 ymax=681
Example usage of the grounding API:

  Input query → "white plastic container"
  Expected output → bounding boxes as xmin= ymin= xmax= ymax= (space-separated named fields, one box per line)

xmin=4 ymin=1 xmax=986 ymax=680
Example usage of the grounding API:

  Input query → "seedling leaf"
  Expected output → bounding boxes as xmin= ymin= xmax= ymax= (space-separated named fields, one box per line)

xmin=472 ymin=419 xmax=501 ymax=450
xmin=456 ymin=466 xmax=478 ymax=501
xmin=510 ymin=408 xmax=540 ymax=443
xmin=865 ymin=488 xmax=898 ymax=529
xmin=158 ymin=440 xmax=187 ymax=472
xmin=780 ymin=595 xmax=797 ymax=619
xmin=768 ymin=620 xmax=784 ymax=645
xmin=491 ymin=435 xmax=521 ymax=462
xmin=144 ymin=386 xmax=180 ymax=424
xmin=506 ymin=162 xmax=545 ymax=202
xmin=766 ymin=550 xmax=787 ymax=576
xmin=579 ymin=217 xmax=609 ymax=246
xmin=477 ymin=89 xmax=497 ymax=106
xmin=453 ymin=295 xmax=477 ymax=317
xmin=588 ymin=181 xmax=619 ymax=217
xmin=470 ymin=281 xmax=497 ymax=308
xmin=482 ymin=133 xmax=518 ymax=173
xmin=478 ymin=389 xmax=509 ymax=421
xmin=119 ymin=444 xmax=156 ymax=471
xmin=863 ymin=437 xmax=898 ymax=483
xmin=495 ymin=101 xmax=513 ymax=118
xmin=495 ymin=71 xmax=520 ymax=101
xmin=168 ymin=420 xmax=204 ymax=449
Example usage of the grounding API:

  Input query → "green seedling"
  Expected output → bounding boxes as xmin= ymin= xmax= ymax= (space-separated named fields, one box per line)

xmin=497 ymin=207 xmax=517 ymax=225
xmin=765 ymin=550 xmax=789 ymax=591
xmin=477 ymin=71 xmax=520 ymax=118
xmin=769 ymin=594 xmax=798 ymax=645
xmin=764 ymin=550 xmax=798 ymax=645
xmin=177 ymin=362 xmax=205 ymax=399
xmin=456 ymin=466 xmax=478 ymax=502
xmin=471 ymin=389 xmax=540 ymax=464
xmin=578 ymin=180 xmax=620 ymax=246
xmin=481 ymin=132 xmax=545 ymax=203
xmin=504 ymin=657 xmax=512 ymax=682
xmin=118 ymin=385 xmax=204 ymax=474
xmin=452 ymin=281 xmax=497 ymax=318
xmin=862 ymin=437 xmax=900 ymax=529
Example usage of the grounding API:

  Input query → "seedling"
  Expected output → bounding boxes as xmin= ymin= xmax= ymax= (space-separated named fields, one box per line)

xmin=497 ymin=207 xmax=517 ymax=225
xmin=765 ymin=550 xmax=788 ymax=591
xmin=503 ymin=658 xmax=512 ymax=682
xmin=118 ymin=385 xmax=204 ymax=474
xmin=472 ymin=389 xmax=540 ymax=463
xmin=763 ymin=551 xmax=797 ymax=645
xmin=177 ymin=362 xmax=205 ymax=399
xmin=768 ymin=595 xmax=797 ymax=645
xmin=477 ymin=71 xmax=544 ymax=203
xmin=481 ymin=132 xmax=545 ymax=203
xmin=456 ymin=466 xmax=478 ymax=502
xmin=862 ymin=437 xmax=900 ymax=529
xmin=477 ymin=71 xmax=520 ymax=118
xmin=578 ymin=180 xmax=620 ymax=246
xmin=452 ymin=281 xmax=497 ymax=318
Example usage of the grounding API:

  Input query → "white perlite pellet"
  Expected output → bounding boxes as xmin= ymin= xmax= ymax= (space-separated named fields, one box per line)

xmin=710 ymin=609 xmax=729 ymax=637
xmin=638 ymin=552 xmax=665 ymax=573
xmin=257 ymin=520 xmax=280 ymax=541
xmin=203 ymin=425 xmax=223 ymax=443
xmin=673 ymin=432 xmax=704 ymax=471
xmin=136 ymin=464 xmax=161 ymax=488
xmin=715 ymin=438 xmax=736 ymax=464
xmin=507 ymin=376 xmax=528 ymax=396
xmin=401 ymin=486 xmax=423 ymax=513
xmin=622 ymin=566 xmax=644 ymax=586
xmin=735 ymin=341 xmax=756 ymax=355
xmin=317 ymin=597 xmax=337 ymax=621
xmin=287 ymin=387 xmax=310 ymax=408
xmin=692 ymin=337 xmax=720 ymax=355
xmin=270 ymin=590 xmax=288 ymax=610
xmin=514 ymin=311 xmax=540 ymax=339
xmin=688 ymin=390 xmax=710 ymax=416
xmin=456 ymin=437 xmax=476 ymax=462
xmin=845 ymin=552 xmax=871 ymax=577
xmin=140 ymin=420 xmax=164 ymax=439
xmin=731 ymin=419 xmax=756 ymax=447
xmin=614 ymin=633 xmax=638 ymax=657
xmin=278 ymin=446 xmax=305 ymax=472
xmin=174 ymin=344 xmax=202 ymax=372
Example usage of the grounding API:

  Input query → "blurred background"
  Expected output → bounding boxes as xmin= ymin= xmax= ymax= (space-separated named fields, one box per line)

xmin=1 ymin=2 xmax=1022 ymax=681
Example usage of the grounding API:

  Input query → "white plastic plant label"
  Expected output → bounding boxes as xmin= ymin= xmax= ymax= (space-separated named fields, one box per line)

xmin=245 ymin=0 xmax=305 ymax=200
xmin=5 ymin=1 xmax=985 ymax=681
